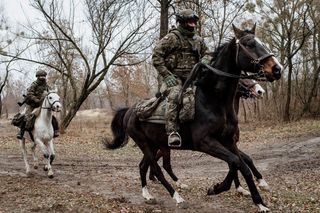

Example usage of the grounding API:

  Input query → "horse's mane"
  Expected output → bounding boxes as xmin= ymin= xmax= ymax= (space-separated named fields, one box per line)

xmin=210 ymin=38 xmax=233 ymax=64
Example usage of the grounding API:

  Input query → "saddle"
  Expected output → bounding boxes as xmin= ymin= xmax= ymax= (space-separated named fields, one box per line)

xmin=11 ymin=108 xmax=41 ymax=131
xmin=133 ymin=86 xmax=195 ymax=124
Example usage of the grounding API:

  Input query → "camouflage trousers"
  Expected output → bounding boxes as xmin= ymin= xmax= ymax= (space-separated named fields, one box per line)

xmin=160 ymin=80 xmax=182 ymax=135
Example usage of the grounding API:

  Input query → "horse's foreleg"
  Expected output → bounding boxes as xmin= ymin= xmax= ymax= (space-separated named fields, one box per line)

xmin=199 ymin=137 xmax=269 ymax=212
xmin=239 ymin=150 xmax=269 ymax=191
xmin=35 ymin=139 xmax=53 ymax=178
xmin=31 ymin=142 xmax=39 ymax=169
xmin=19 ymin=138 xmax=31 ymax=175
xmin=45 ymin=140 xmax=55 ymax=178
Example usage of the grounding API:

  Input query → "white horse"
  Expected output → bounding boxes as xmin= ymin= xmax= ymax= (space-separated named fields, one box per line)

xmin=19 ymin=91 xmax=62 ymax=178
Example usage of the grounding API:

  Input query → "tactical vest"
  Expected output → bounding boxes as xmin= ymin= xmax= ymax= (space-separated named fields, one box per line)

xmin=31 ymin=81 xmax=49 ymax=99
xmin=165 ymin=29 xmax=202 ymax=80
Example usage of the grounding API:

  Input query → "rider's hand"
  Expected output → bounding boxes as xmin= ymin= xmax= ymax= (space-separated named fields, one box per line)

xmin=163 ymin=75 xmax=178 ymax=87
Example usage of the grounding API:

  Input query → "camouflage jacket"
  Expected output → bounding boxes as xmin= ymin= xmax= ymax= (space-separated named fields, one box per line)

xmin=25 ymin=79 xmax=50 ymax=108
xmin=152 ymin=27 xmax=210 ymax=81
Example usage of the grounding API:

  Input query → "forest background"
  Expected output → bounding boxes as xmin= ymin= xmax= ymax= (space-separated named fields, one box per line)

xmin=0 ymin=0 xmax=319 ymax=133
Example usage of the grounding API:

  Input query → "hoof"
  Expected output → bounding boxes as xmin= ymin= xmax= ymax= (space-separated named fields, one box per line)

xmin=258 ymin=179 xmax=270 ymax=191
xmin=175 ymin=180 xmax=188 ymax=189
xmin=207 ymin=183 xmax=220 ymax=195
xmin=177 ymin=201 xmax=189 ymax=209
xmin=145 ymin=198 xmax=157 ymax=205
xmin=43 ymin=165 xmax=48 ymax=171
xmin=34 ymin=165 xmax=38 ymax=170
xmin=236 ymin=186 xmax=251 ymax=197
xmin=207 ymin=187 xmax=215 ymax=195
xmin=48 ymin=170 xmax=54 ymax=178
xmin=257 ymin=203 xmax=270 ymax=212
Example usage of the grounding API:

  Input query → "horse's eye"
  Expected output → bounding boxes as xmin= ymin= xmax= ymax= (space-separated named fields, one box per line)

xmin=49 ymin=97 xmax=52 ymax=99
xmin=247 ymin=40 xmax=255 ymax=48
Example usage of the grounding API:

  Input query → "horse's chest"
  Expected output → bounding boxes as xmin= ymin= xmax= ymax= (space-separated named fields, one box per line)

xmin=34 ymin=123 xmax=53 ymax=142
xmin=204 ymin=113 xmax=237 ymax=136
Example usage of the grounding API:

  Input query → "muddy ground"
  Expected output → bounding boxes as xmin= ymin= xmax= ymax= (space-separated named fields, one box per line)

xmin=0 ymin=113 xmax=319 ymax=213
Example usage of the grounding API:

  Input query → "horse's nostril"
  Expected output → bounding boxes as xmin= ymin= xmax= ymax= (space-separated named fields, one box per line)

xmin=272 ymin=65 xmax=282 ymax=79
xmin=258 ymin=91 xmax=262 ymax=95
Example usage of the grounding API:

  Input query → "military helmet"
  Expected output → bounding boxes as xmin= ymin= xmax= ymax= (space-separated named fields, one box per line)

xmin=176 ymin=9 xmax=199 ymax=23
xmin=36 ymin=70 xmax=47 ymax=77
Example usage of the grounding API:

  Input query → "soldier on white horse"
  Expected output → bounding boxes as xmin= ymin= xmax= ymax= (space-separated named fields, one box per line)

xmin=16 ymin=70 xmax=60 ymax=139
xmin=12 ymin=70 xmax=62 ymax=178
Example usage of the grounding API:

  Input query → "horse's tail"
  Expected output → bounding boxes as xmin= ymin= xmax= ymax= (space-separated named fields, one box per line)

xmin=104 ymin=108 xmax=129 ymax=149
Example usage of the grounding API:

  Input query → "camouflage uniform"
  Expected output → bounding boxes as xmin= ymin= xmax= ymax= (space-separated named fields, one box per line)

xmin=152 ymin=9 xmax=209 ymax=146
xmin=17 ymin=70 xmax=59 ymax=139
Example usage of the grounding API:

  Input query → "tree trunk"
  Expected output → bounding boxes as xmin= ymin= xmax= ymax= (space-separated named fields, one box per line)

xmin=284 ymin=58 xmax=293 ymax=122
xmin=160 ymin=0 xmax=169 ymax=39
xmin=61 ymin=93 xmax=89 ymax=132
xmin=0 ymin=96 xmax=2 ymax=117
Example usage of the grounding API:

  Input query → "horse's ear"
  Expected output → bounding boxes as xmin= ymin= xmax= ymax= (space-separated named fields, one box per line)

xmin=232 ymin=24 xmax=243 ymax=39
xmin=251 ymin=23 xmax=256 ymax=34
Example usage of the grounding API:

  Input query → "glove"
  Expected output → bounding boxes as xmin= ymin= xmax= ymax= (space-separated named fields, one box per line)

xmin=163 ymin=75 xmax=178 ymax=87
xmin=201 ymin=57 xmax=210 ymax=64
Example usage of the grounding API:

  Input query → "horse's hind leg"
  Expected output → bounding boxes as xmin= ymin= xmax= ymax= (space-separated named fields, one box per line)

xmin=19 ymin=138 xmax=31 ymax=175
xmin=239 ymin=150 xmax=269 ymax=191
xmin=234 ymin=171 xmax=251 ymax=196
xmin=135 ymin=139 xmax=186 ymax=206
xmin=149 ymin=149 xmax=188 ymax=189
xmin=140 ymin=155 xmax=155 ymax=202
xmin=31 ymin=142 xmax=39 ymax=169
xmin=148 ymin=150 xmax=162 ymax=182
xmin=161 ymin=149 xmax=188 ymax=189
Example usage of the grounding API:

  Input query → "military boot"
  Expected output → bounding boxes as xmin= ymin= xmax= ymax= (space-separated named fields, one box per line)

xmin=17 ymin=122 xmax=26 ymax=139
xmin=168 ymin=131 xmax=181 ymax=147
xmin=52 ymin=116 xmax=60 ymax=138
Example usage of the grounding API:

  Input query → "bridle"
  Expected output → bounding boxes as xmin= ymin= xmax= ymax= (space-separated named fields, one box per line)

xmin=201 ymin=35 xmax=274 ymax=80
xmin=41 ymin=92 xmax=61 ymax=111
xmin=235 ymin=35 xmax=274 ymax=79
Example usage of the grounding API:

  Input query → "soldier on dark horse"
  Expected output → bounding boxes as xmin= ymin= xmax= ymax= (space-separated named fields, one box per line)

xmin=105 ymin=20 xmax=282 ymax=212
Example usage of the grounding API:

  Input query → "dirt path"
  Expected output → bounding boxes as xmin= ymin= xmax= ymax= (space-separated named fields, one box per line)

xmin=0 ymin=118 xmax=319 ymax=212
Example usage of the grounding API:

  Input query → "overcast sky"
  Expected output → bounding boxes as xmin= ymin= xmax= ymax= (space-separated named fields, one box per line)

xmin=1 ymin=1 xmax=37 ymax=24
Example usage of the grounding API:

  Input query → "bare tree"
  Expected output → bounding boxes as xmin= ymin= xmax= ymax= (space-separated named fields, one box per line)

xmin=302 ymin=1 xmax=320 ymax=115
xmin=258 ymin=0 xmax=313 ymax=121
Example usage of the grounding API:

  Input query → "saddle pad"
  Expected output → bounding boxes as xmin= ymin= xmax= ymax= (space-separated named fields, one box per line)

xmin=135 ymin=87 xmax=195 ymax=124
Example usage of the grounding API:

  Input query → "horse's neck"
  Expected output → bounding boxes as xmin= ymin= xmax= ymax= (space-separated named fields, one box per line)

xmin=39 ymin=99 xmax=52 ymax=123
xmin=201 ymin=42 xmax=241 ymax=104
xmin=234 ymin=94 xmax=241 ymax=115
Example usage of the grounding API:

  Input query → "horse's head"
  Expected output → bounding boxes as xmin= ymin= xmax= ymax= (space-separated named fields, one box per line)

xmin=43 ymin=91 xmax=62 ymax=112
xmin=233 ymin=24 xmax=283 ymax=82
xmin=238 ymin=79 xmax=265 ymax=99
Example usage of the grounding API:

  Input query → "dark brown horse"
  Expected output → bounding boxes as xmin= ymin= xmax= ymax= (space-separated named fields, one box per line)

xmin=148 ymin=78 xmax=269 ymax=196
xmin=105 ymin=24 xmax=282 ymax=212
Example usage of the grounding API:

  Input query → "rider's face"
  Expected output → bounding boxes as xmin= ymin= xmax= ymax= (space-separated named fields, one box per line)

xmin=183 ymin=19 xmax=197 ymax=31
xmin=37 ymin=76 xmax=46 ymax=82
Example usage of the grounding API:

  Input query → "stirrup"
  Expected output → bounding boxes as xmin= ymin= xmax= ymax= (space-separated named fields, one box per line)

xmin=168 ymin=132 xmax=182 ymax=147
